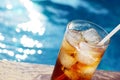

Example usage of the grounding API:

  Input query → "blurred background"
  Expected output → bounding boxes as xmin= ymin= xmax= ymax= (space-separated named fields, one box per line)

xmin=0 ymin=0 xmax=120 ymax=71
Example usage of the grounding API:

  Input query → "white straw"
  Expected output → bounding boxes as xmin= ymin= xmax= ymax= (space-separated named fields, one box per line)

xmin=98 ymin=24 xmax=120 ymax=45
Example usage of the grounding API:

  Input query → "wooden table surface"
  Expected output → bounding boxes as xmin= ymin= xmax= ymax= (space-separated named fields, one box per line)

xmin=0 ymin=60 xmax=120 ymax=80
xmin=34 ymin=70 xmax=120 ymax=80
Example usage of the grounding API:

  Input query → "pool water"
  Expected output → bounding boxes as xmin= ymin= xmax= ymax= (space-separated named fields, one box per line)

xmin=0 ymin=0 xmax=120 ymax=71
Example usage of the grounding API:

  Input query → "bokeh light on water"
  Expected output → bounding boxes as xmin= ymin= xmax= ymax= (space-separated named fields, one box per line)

xmin=0 ymin=0 xmax=120 ymax=71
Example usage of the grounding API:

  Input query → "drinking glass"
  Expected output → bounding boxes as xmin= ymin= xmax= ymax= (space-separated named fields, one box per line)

xmin=51 ymin=20 xmax=109 ymax=80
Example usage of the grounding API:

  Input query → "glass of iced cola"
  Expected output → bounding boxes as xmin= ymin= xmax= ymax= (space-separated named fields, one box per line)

xmin=51 ymin=20 xmax=109 ymax=80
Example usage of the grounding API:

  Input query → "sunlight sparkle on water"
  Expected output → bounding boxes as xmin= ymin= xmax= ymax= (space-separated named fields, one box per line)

xmin=16 ymin=28 xmax=21 ymax=33
xmin=6 ymin=4 xmax=13 ymax=10
xmin=15 ymin=54 xmax=27 ymax=60
xmin=17 ymin=48 xmax=23 ymax=53
xmin=23 ymin=49 xmax=36 ymax=55
xmin=0 ymin=43 xmax=6 ymax=48
xmin=20 ymin=35 xmax=43 ymax=48
xmin=37 ymin=50 xmax=42 ymax=54
xmin=0 ymin=33 xmax=5 ymax=41
xmin=0 ymin=49 xmax=14 ymax=56
xmin=17 ymin=20 xmax=46 ymax=35
xmin=30 ymin=49 xmax=36 ymax=55
xmin=18 ymin=0 xmax=46 ymax=36
xmin=0 ymin=0 xmax=46 ymax=62
xmin=12 ymin=37 xmax=17 ymax=42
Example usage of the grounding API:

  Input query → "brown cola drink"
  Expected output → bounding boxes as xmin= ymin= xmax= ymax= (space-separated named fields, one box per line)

xmin=51 ymin=20 xmax=109 ymax=80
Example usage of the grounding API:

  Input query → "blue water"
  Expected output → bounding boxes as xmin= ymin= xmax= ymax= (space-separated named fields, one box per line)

xmin=0 ymin=0 xmax=120 ymax=71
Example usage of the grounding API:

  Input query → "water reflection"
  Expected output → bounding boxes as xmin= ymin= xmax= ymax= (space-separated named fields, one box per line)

xmin=20 ymin=35 xmax=43 ymax=48
xmin=51 ymin=0 xmax=109 ymax=14
xmin=0 ymin=49 xmax=14 ymax=57
xmin=19 ymin=0 xmax=46 ymax=35
xmin=0 ymin=0 xmax=45 ymax=62
xmin=0 ymin=43 xmax=6 ymax=48
xmin=17 ymin=20 xmax=45 ymax=35
xmin=6 ymin=3 xmax=13 ymax=10
xmin=0 ymin=33 xmax=5 ymax=41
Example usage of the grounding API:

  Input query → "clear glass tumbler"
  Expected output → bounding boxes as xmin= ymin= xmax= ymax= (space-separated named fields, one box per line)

xmin=51 ymin=20 xmax=109 ymax=80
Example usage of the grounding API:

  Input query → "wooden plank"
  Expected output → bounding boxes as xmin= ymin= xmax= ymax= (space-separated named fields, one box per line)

xmin=0 ymin=60 xmax=120 ymax=80
xmin=34 ymin=71 xmax=120 ymax=80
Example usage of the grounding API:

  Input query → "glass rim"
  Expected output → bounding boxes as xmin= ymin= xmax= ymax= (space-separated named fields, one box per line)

xmin=67 ymin=20 xmax=108 ymax=34
xmin=66 ymin=20 xmax=110 ymax=47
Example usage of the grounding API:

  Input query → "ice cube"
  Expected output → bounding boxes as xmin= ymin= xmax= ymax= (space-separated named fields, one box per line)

xmin=66 ymin=30 xmax=82 ymax=47
xmin=81 ymin=66 xmax=96 ymax=75
xmin=76 ymin=62 xmax=96 ymax=74
xmin=62 ymin=39 xmax=76 ymax=55
xmin=59 ymin=50 xmax=76 ymax=68
xmin=90 ymin=48 xmax=104 ymax=58
xmin=81 ymin=28 xmax=101 ymax=44
xmin=64 ymin=69 xmax=79 ymax=80
xmin=76 ymin=42 xmax=96 ymax=65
